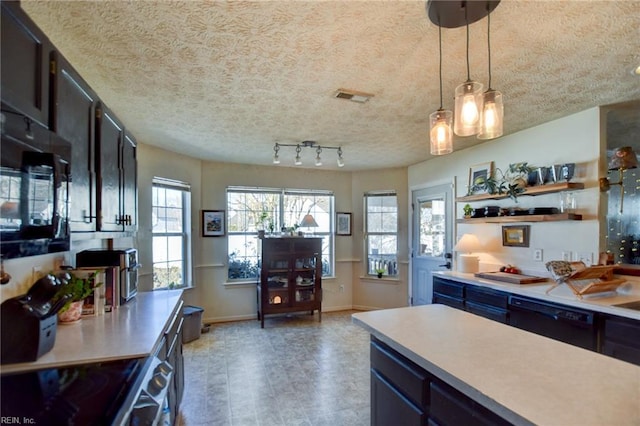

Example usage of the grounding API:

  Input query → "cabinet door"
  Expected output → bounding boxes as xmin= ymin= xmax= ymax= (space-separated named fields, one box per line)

xmin=601 ymin=316 xmax=640 ymax=366
xmin=121 ymin=131 xmax=137 ymax=232
xmin=430 ymin=382 xmax=510 ymax=426
xmin=50 ymin=51 xmax=98 ymax=232
xmin=95 ymin=103 xmax=124 ymax=232
xmin=0 ymin=1 xmax=50 ymax=126
xmin=371 ymin=370 xmax=426 ymax=426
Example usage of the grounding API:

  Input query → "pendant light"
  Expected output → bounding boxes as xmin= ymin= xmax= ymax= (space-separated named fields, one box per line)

xmin=430 ymin=24 xmax=453 ymax=155
xmin=454 ymin=10 xmax=483 ymax=137
xmin=478 ymin=8 xmax=504 ymax=139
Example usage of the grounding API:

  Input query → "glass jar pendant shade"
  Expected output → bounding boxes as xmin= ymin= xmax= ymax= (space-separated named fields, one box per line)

xmin=477 ymin=7 xmax=503 ymax=140
xmin=478 ymin=89 xmax=503 ymax=139
xmin=430 ymin=109 xmax=453 ymax=155
xmin=429 ymin=23 xmax=453 ymax=156
xmin=454 ymin=80 xmax=483 ymax=136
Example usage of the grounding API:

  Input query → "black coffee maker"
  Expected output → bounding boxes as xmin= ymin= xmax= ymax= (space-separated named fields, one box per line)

xmin=1 ymin=273 xmax=71 ymax=364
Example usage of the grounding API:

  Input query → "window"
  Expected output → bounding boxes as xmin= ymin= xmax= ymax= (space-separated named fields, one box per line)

xmin=365 ymin=192 xmax=398 ymax=276
xmin=227 ymin=187 xmax=334 ymax=280
xmin=152 ymin=178 xmax=191 ymax=289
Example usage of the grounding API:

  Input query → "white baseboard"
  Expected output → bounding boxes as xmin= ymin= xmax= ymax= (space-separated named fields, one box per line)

xmin=351 ymin=304 xmax=379 ymax=311
xmin=202 ymin=305 xmax=369 ymax=324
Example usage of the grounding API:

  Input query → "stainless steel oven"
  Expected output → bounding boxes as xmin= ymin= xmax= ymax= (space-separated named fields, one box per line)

xmin=76 ymin=248 xmax=139 ymax=305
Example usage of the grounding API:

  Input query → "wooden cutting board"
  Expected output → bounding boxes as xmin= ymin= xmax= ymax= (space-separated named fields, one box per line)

xmin=474 ymin=272 xmax=549 ymax=284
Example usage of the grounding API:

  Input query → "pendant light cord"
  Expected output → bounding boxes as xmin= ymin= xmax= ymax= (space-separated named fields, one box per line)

xmin=438 ymin=23 xmax=443 ymax=109
xmin=487 ymin=9 xmax=492 ymax=89
xmin=465 ymin=4 xmax=471 ymax=81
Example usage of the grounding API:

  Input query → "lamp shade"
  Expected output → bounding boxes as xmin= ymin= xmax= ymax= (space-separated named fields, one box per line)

xmin=299 ymin=214 xmax=318 ymax=228
xmin=454 ymin=233 xmax=482 ymax=253
xmin=478 ymin=89 xmax=503 ymax=140
xmin=454 ymin=80 xmax=483 ymax=136
xmin=608 ymin=146 xmax=639 ymax=170
xmin=454 ymin=234 xmax=482 ymax=273
xmin=429 ymin=109 xmax=453 ymax=155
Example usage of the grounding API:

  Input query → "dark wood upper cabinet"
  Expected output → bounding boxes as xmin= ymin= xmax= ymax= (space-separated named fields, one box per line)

xmin=50 ymin=51 xmax=98 ymax=232
xmin=0 ymin=1 xmax=51 ymax=127
xmin=122 ymin=131 xmax=137 ymax=232
xmin=2 ymin=2 xmax=138 ymax=238
xmin=95 ymin=103 xmax=124 ymax=232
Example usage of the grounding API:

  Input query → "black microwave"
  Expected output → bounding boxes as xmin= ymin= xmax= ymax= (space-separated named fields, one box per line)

xmin=0 ymin=104 xmax=71 ymax=259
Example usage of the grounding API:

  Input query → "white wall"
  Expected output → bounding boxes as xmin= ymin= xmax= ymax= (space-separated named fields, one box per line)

xmin=409 ymin=107 xmax=602 ymax=275
xmin=1 ymin=107 xmax=609 ymax=319
xmin=351 ymin=168 xmax=409 ymax=310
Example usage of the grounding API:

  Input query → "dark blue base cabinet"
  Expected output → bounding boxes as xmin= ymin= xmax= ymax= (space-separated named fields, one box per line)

xmin=432 ymin=276 xmax=640 ymax=366
xmin=370 ymin=337 xmax=511 ymax=426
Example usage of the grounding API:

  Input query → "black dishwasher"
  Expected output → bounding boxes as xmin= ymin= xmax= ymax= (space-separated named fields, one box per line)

xmin=508 ymin=296 xmax=597 ymax=351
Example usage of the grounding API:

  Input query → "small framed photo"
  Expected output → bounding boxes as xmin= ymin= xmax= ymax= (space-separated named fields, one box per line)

xmin=336 ymin=212 xmax=352 ymax=236
xmin=502 ymin=225 xmax=530 ymax=247
xmin=202 ymin=210 xmax=225 ymax=237
xmin=468 ymin=161 xmax=494 ymax=194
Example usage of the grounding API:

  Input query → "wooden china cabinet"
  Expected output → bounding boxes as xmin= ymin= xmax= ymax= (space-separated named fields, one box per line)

xmin=258 ymin=237 xmax=322 ymax=328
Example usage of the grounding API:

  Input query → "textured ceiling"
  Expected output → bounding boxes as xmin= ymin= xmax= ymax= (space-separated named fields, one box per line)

xmin=21 ymin=0 xmax=640 ymax=170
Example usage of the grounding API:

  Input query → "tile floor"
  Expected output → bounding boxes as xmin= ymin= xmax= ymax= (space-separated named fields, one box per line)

xmin=177 ymin=311 xmax=371 ymax=426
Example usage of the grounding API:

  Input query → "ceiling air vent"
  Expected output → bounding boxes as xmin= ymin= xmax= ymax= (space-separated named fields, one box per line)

xmin=334 ymin=88 xmax=374 ymax=103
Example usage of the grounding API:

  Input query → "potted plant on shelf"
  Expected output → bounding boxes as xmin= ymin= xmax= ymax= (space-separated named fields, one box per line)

xmin=463 ymin=204 xmax=473 ymax=218
xmin=53 ymin=270 xmax=101 ymax=323
xmin=468 ymin=162 xmax=536 ymax=202
xmin=375 ymin=268 xmax=386 ymax=279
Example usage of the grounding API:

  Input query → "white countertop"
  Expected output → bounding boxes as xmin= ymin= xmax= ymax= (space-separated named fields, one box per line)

xmin=0 ymin=290 xmax=183 ymax=375
xmin=436 ymin=271 xmax=640 ymax=321
xmin=353 ymin=305 xmax=640 ymax=426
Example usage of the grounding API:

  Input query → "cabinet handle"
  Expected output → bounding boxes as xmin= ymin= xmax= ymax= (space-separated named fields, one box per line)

xmin=82 ymin=210 xmax=95 ymax=223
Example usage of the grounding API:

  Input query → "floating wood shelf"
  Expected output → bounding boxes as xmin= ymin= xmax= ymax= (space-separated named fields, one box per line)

xmin=457 ymin=213 xmax=582 ymax=224
xmin=456 ymin=182 xmax=585 ymax=202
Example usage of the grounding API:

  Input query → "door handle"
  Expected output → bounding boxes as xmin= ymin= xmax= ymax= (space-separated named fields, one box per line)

xmin=439 ymin=261 xmax=451 ymax=269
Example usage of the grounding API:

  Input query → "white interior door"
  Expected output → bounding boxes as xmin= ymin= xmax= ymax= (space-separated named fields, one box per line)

xmin=411 ymin=183 xmax=453 ymax=305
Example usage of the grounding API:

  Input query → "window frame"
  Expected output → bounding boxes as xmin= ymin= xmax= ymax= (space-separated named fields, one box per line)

xmin=226 ymin=186 xmax=335 ymax=282
xmin=151 ymin=177 xmax=192 ymax=290
xmin=364 ymin=191 xmax=398 ymax=277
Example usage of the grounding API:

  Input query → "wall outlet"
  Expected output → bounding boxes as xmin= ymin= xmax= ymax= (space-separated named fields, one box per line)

xmin=533 ymin=249 xmax=543 ymax=262
xmin=561 ymin=251 xmax=572 ymax=262
xmin=575 ymin=252 xmax=593 ymax=266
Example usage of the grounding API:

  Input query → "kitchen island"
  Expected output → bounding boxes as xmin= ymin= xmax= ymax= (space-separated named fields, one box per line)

xmin=353 ymin=305 xmax=640 ymax=426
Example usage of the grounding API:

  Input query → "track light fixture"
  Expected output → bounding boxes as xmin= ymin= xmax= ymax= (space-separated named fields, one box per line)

xmin=273 ymin=141 xmax=345 ymax=168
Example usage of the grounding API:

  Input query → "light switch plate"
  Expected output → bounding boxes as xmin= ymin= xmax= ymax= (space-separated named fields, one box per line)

xmin=574 ymin=252 xmax=593 ymax=266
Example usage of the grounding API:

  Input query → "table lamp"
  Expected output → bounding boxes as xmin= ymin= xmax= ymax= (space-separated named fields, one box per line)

xmin=454 ymin=233 xmax=482 ymax=273
xmin=299 ymin=214 xmax=318 ymax=236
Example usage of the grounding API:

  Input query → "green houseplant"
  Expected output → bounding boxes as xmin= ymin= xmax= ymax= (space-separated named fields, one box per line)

xmin=53 ymin=271 xmax=101 ymax=321
xmin=375 ymin=268 xmax=386 ymax=279
xmin=468 ymin=162 xmax=536 ymax=202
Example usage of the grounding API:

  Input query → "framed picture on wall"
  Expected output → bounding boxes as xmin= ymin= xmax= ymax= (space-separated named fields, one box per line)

xmin=336 ymin=212 xmax=352 ymax=236
xmin=468 ymin=161 xmax=494 ymax=194
xmin=502 ymin=225 xmax=530 ymax=247
xmin=202 ymin=210 xmax=225 ymax=237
